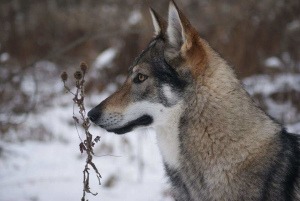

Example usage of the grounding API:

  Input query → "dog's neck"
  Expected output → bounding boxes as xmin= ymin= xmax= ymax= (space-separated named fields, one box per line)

xmin=155 ymin=45 xmax=281 ymax=174
xmin=186 ymin=49 xmax=281 ymax=162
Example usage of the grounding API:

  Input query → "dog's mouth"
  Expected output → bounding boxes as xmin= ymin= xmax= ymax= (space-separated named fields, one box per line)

xmin=106 ymin=115 xmax=153 ymax=135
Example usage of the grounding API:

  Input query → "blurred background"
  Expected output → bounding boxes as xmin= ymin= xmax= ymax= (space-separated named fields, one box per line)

xmin=0 ymin=0 xmax=299 ymax=200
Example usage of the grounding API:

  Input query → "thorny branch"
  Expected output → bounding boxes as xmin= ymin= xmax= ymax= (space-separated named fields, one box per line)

xmin=60 ymin=62 xmax=101 ymax=201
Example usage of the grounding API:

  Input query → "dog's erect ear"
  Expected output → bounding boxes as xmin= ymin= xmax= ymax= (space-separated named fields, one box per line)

xmin=167 ymin=0 xmax=196 ymax=51
xmin=166 ymin=1 xmax=206 ymax=77
xmin=149 ymin=8 xmax=167 ymax=36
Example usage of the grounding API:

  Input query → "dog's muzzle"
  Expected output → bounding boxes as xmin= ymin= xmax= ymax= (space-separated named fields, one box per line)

xmin=88 ymin=105 xmax=153 ymax=134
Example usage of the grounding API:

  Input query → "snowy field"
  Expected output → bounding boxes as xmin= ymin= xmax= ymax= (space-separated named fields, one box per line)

xmin=0 ymin=56 xmax=299 ymax=201
xmin=0 ymin=90 xmax=173 ymax=201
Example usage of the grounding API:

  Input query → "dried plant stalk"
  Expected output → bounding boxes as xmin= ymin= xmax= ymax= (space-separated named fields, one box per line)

xmin=60 ymin=62 xmax=101 ymax=201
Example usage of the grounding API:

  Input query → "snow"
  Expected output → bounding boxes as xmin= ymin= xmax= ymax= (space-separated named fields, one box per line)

xmin=0 ymin=52 xmax=10 ymax=62
xmin=0 ymin=133 xmax=171 ymax=201
xmin=287 ymin=20 xmax=300 ymax=31
xmin=129 ymin=11 xmax=142 ymax=25
xmin=21 ymin=75 xmax=36 ymax=95
xmin=0 ymin=88 xmax=173 ymax=201
xmin=264 ymin=57 xmax=282 ymax=68
xmin=243 ymin=73 xmax=300 ymax=95
xmin=93 ymin=48 xmax=117 ymax=70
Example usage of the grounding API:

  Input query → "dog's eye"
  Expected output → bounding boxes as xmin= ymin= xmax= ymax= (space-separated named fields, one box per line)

xmin=133 ymin=73 xmax=148 ymax=83
xmin=138 ymin=74 xmax=146 ymax=82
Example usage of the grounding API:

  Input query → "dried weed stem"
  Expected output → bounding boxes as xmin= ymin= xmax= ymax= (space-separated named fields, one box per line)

xmin=61 ymin=62 xmax=101 ymax=201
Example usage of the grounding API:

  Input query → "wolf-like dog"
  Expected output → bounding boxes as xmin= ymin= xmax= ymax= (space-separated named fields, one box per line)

xmin=88 ymin=1 xmax=300 ymax=200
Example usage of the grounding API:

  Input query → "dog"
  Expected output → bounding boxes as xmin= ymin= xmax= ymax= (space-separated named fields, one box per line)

xmin=88 ymin=1 xmax=300 ymax=200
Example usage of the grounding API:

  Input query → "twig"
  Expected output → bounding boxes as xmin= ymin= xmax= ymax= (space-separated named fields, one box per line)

xmin=60 ymin=62 xmax=102 ymax=201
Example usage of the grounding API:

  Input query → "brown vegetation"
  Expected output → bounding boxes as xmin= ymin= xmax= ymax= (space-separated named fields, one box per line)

xmin=0 ymin=0 xmax=299 ymax=138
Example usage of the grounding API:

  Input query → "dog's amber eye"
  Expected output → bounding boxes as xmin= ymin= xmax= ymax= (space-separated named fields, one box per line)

xmin=139 ymin=74 xmax=145 ymax=82
xmin=133 ymin=73 xmax=148 ymax=83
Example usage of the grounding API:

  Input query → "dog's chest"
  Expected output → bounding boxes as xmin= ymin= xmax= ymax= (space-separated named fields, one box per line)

xmin=155 ymin=125 xmax=181 ymax=169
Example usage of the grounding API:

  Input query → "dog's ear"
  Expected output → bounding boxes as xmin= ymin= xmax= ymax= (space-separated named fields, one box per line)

xmin=167 ymin=0 xmax=196 ymax=52
xmin=166 ymin=1 xmax=207 ymax=77
xmin=150 ymin=8 xmax=167 ymax=36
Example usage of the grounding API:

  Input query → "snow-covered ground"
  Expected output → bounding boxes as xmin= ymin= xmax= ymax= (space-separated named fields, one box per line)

xmin=0 ymin=90 xmax=173 ymax=201
xmin=0 ymin=134 xmax=171 ymax=201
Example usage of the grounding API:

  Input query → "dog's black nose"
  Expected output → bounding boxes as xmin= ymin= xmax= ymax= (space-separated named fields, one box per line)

xmin=88 ymin=108 xmax=100 ymax=123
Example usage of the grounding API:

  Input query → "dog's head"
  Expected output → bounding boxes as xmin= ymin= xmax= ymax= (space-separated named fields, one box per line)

xmin=88 ymin=1 xmax=207 ymax=134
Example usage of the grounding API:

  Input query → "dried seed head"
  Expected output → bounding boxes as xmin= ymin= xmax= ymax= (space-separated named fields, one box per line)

xmin=80 ymin=61 xmax=88 ymax=73
xmin=74 ymin=71 xmax=83 ymax=80
xmin=60 ymin=71 xmax=68 ymax=82
xmin=94 ymin=136 xmax=101 ymax=143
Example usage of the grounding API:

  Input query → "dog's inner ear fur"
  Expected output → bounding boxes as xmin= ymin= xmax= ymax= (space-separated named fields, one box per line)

xmin=150 ymin=8 xmax=167 ymax=36
xmin=167 ymin=1 xmax=196 ymax=52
